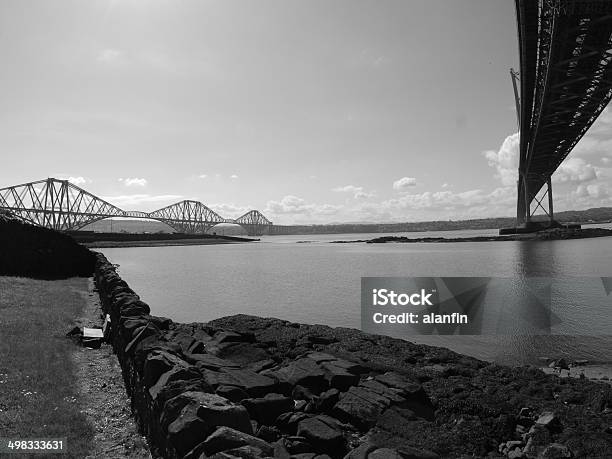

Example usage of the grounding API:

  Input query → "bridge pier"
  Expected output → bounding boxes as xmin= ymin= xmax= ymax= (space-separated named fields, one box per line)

xmin=502 ymin=178 xmax=578 ymax=235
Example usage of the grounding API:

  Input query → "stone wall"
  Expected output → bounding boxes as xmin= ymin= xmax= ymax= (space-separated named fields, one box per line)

xmin=94 ymin=252 xmax=612 ymax=458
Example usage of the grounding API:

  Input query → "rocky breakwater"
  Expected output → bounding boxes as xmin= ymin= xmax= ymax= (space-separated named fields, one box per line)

xmin=94 ymin=253 xmax=612 ymax=458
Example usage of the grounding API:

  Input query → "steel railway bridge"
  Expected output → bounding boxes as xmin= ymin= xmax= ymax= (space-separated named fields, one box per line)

xmin=0 ymin=178 xmax=273 ymax=236
xmin=510 ymin=0 xmax=612 ymax=231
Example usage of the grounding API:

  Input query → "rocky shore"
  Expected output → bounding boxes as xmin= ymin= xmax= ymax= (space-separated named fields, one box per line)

xmin=95 ymin=253 xmax=612 ymax=459
xmin=332 ymin=227 xmax=612 ymax=244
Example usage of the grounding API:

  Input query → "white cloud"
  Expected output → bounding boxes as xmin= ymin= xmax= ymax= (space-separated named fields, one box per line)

xmin=552 ymin=157 xmax=598 ymax=184
xmin=602 ymin=157 xmax=611 ymax=164
xmin=332 ymin=185 xmax=374 ymax=199
xmin=120 ymin=177 xmax=148 ymax=187
xmin=483 ymin=132 xmax=519 ymax=186
xmin=230 ymin=174 xmax=239 ymax=179
xmin=392 ymin=177 xmax=417 ymax=191
xmin=67 ymin=176 xmax=89 ymax=186
xmin=442 ymin=183 xmax=449 ymax=188
xmin=97 ymin=48 xmax=123 ymax=63
xmin=198 ymin=174 xmax=208 ymax=179
xmin=265 ymin=195 xmax=341 ymax=217
xmin=381 ymin=187 xmax=515 ymax=216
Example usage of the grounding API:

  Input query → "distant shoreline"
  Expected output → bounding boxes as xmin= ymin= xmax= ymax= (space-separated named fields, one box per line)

xmin=82 ymin=238 xmax=255 ymax=248
xmin=331 ymin=227 xmax=612 ymax=243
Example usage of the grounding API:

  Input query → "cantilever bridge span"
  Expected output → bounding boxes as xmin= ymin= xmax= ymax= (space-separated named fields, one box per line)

xmin=513 ymin=0 xmax=612 ymax=228
xmin=0 ymin=178 xmax=273 ymax=236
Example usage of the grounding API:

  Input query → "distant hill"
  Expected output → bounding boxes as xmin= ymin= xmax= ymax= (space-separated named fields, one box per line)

xmin=271 ymin=207 xmax=612 ymax=235
xmin=78 ymin=207 xmax=612 ymax=236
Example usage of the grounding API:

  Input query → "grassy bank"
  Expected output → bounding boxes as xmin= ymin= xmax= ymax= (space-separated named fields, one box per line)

xmin=0 ymin=276 xmax=94 ymax=457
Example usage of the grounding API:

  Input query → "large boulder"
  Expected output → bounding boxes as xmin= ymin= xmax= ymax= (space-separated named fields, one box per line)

xmin=242 ymin=393 xmax=294 ymax=425
xmin=297 ymin=416 xmax=346 ymax=453
xmin=166 ymin=391 xmax=253 ymax=456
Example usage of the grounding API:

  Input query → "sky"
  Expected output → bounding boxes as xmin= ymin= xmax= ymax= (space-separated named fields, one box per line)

xmin=1 ymin=0 xmax=611 ymax=224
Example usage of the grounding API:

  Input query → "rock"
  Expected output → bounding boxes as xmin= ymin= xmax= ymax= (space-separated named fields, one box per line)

xmin=188 ymin=353 xmax=242 ymax=370
xmin=374 ymin=374 xmax=434 ymax=421
xmin=148 ymin=365 xmax=201 ymax=400
xmin=256 ymin=425 xmax=280 ymax=442
xmin=188 ymin=340 xmax=207 ymax=354
xmin=215 ymin=330 xmax=254 ymax=344
xmin=297 ymin=416 xmax=345 ymax=453
xmin=507 ymin=448 xmax=524 ymax=459
xmin=333 ymin=386 xmax=391 ymax=428
xmin=274 ymin=358 xmax=327 ymax=389
xmin=142 ymin=351 xmax=189 ymax=388
xmin=313 ymin=388 xmax=340 ymax=412
xmin=359 ymin=380 xmax=406 ymax=404
xmin=167 ymin=403 xmax=211 ymax=456
xmin=216 ymin=385 xmax=250 ymax=403
xmin=307 ymin=352 xmax=338 ymax=363
xmin=535 ymin=412 xmax=563 ymax=433
xmin=171 ymin=331 xmax=196 ymax=353
xmin=242 ymin=393 xmax=294 ymax=425
xmin=200 ymin=426 xmax=274 ymax=456
xmin=276 ymin=412 xmax=310 ymax=433
xmin=283 ymin=435 xmax=315 ymax=454
xmin=343 ymin=442 xmax=376 ymax=459
xmin=222 ymin=368 xmax=279 ymax=397
xmin=209 ymin=445 xmax=266 ymax=458
xmin=163 ymin=390 xmax=253 ymax=454
xmin=293 ymin=385 xmax=319 ymax=401
xmin=540 ymin=443 xmax=573 ymax=458
xmin=124 ymin=323 xmax=161 ymax=354
xmin=295 ymin=400 xmax=307 ymax=411
xmin=321 ymin=362 xmax=360 ymax=391
xmin=522 ymin=425 xmax=551 ymax=457
xmin=368 ymin=448 xmax=402 ymax=459
xmin=396 ymin=445 xmax=440 ymax=458
xmin=308 ymin=335 xmax=337 ymax=345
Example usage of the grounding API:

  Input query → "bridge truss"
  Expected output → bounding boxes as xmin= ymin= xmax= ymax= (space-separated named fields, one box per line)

xmin=0 ymin=178 xmax=273 ymax=236
xmin=514 ymin=0 xmax=612 ymax=225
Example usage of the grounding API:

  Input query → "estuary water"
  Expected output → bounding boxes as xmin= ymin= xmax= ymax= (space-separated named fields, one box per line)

xmin=99 ymin=224 xmax=612 ymax=367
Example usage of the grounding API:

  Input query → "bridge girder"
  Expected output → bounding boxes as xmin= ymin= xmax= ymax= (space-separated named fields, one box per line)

xmin=233 ymin=210 xmax=273 ymax=236
xmin=515 ymin=0 xmax=612 ymax=224
xmin=0 ymin=178 xmax=273 ymax=235
xmin=0 ymin=178 xmax=124 ymax=231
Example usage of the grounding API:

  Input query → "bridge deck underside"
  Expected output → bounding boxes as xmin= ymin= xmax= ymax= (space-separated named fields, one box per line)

xmin=517 ymin=0 xmax=612 ymax=211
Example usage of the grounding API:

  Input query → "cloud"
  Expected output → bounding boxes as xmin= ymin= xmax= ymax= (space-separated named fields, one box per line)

xmin=442 ymin=183 xmax=449 ymax=188
xmin=601 ymin=157 xmax=611 ymax=164
xmin=67 ymin=176 xmax=89 ymax=186
xmin=120 ymin=177 xmax=148 ymax=187
xmin=332 ymin=185 xmax=374 ymax=199
xmin=381 ymin=187 xmax=515 ymax=215
xmin=100 ymin=194 xmax=183 ymax=208
xmin=483 ymin=132 xmax=520 ymax=186
xmin=552 ymin=157 xmax=598 ymax=184
xmin=230 ymin=174 xmax=239 ymax=179
xmin=198 ymin=174 xmax=208 ymax=179
xmin=392 ymin=177 xmax=417 ymax=191
xmin=97 ymin=48 xmax=123 ymax=63
xmin=265 ymin=195 xmax=341 ymax=217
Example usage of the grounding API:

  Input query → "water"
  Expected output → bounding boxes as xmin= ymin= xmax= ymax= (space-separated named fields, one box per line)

xmin=99 ymin=224 xmax=612 ymax=366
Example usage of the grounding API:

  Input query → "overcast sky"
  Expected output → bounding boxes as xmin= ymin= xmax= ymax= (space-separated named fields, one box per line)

xmin=1 ymin=0 xmax=611 ymax=224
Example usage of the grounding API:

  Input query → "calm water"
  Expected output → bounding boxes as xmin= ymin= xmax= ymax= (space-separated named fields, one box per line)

xmin=99 ymin=224 xmax=612 ymax=366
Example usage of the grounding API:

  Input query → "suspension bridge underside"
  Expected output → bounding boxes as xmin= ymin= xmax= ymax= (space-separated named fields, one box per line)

xmin=511 ymin=0 xmax=612 ymax=232
xmin=0 ymin=178 xmax=273 ymax=236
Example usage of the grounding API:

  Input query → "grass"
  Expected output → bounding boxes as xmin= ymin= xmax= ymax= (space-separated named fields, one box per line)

xmin=0 ymin=276 xmax=95 ymax=458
